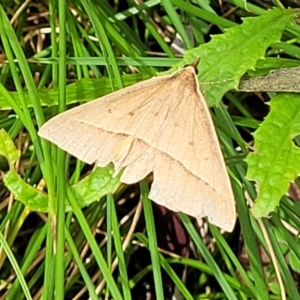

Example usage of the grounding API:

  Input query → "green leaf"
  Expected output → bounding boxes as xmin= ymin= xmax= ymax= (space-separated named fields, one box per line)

xmin=0 ymin=129 xmax=20 ymax=165
xmin=246 ymin=93 xmax=300 ymax=218
xmin=289 ymin=250 xmax=300 ymax=273
xmin=72 ymin=165 xmax=122 ymax=208
xmin=3 ymin=166 xmax=121 ymax=213
xmin=173 ymin=8 xmax=298 ymax=106
xmin=269 ymin=282 xmax=280 ymax=295
xmin=4 ymin=170 xmax=49 ymax=212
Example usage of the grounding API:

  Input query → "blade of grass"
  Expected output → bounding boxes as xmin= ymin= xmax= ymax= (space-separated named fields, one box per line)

xmin=65 ymin=227 xmax=98 ymax=300
xmin=54 ymin=0 xmax=68 ymax=298
xmin=209 ymin=225 xmax=257 ymax=299
xmin=171 ymin=0 xmax=236 ymax=28
xmin=136 ymin=233 xmax=194 ymax=300
xmin=161 ymin=0 xmax=193 ymax=49
xmin=180 ymin=214 xmax=238 ymax=299
xmin=6 ymin=225 xmax=47 ymax=299
xmin=66 ymin=186 xmax=123 ymax=299
xmin=140 ymin=180 xmax=164 ymax=299
xmin=81 ymin=0 xmax=123 ymax=90
xmin=263 ymin=219 xmax=300 ymax=299
xmin=109 ymin=194 xmax=132 ymax=300
xmin=127 ymin=0 xmax=176 ymax=58
xmin=43 ymin=221 xmax=55 ymax=300
xmin=0 ymin=230 xmax=32 ymax=300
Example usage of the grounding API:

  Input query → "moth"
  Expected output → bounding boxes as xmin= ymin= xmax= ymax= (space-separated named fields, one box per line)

xmin=39 ymin=66 xmax=236 ymax=232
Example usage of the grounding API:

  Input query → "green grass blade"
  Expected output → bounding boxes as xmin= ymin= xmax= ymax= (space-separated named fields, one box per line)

xmin=180 ymin=214 xmax=238 ymax=299
xmin=66 ymin=186 xmax=123 ymax=299
xmin=0 ymin=230 xmax=32 ymax=300
xmin=140 ymin=180 xmax=164 ymax=299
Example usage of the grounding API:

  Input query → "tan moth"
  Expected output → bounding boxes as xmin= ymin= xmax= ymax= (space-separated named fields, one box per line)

xmin=38 ymin=66 xmax=236 ymax=232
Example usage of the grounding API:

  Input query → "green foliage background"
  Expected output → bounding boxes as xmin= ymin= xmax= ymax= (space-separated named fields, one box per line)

xmin=0 ymin=1 xmax=300 ymax=300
